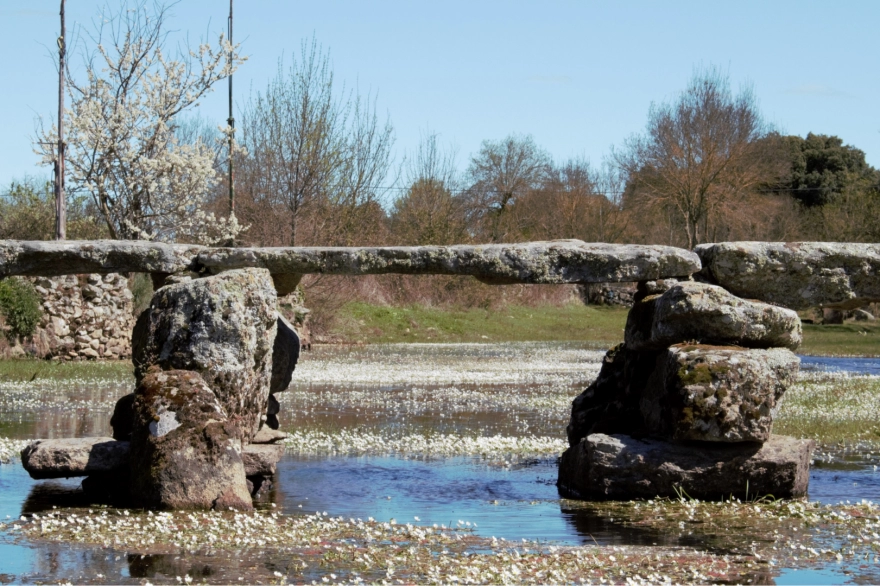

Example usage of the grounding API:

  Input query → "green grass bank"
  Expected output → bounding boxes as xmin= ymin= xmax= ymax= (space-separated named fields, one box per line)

xmin=330 ymin=301 xmax=880 ymax=356
xmin=327 ymin=302 xmax=628 ymax=348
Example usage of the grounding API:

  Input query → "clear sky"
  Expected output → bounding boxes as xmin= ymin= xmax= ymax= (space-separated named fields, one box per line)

xmin=1 ymin=0 xmax=878 ymax=190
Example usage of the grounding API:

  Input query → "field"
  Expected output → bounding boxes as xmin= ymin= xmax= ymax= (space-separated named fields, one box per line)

xmin=331 ymin=301 xmax=880 ymax=356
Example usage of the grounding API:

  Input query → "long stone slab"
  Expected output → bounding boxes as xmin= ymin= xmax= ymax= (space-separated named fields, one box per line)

xmin=21 ymin=437 xmax=130 ymax=479
xmin=20 ymin=437 xmax=283 ymax=479
xmin=696 ymin=241 xmax=880 ymax=310
xmin=0 ymin=240 xmax=701 ymax=284
xmin=197 ymin=241 xmax=701 ymax=284
xmin=558 ymin=433 xmax=814 ymax=501
xmin=0 ymin=240 xmax=203 ymax=277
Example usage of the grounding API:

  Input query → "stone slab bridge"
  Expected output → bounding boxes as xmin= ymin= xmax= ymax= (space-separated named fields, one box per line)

xmin=11 ymin=238 xmax=880 ymax=508
xmin=2 ymin=239 xmax=879 ymax=308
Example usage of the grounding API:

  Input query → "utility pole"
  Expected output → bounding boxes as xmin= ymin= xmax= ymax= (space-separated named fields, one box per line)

xmin=227 ymin=0 xmax=235 ymax=219
xmin=55 ymin=0 xmax=67 ymax=240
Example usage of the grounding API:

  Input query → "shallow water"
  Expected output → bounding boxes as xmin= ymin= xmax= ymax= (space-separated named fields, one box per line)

xmin=799 ymin=354 xmax=880 ymax=376
xmin=0 ymin=344 xmax=878 ymax=583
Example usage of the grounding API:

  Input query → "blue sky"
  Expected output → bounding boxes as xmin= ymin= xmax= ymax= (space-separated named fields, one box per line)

xmin=1 ymin=0 xmax=878 ymax=189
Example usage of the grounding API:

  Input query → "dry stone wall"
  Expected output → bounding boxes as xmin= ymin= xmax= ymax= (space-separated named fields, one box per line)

xmin=30 ymin=273 xmax=135 ymax=360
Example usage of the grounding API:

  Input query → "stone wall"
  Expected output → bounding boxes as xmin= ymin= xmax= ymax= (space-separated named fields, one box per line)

xmin=29 ymin=274 xmax=135 ymax=360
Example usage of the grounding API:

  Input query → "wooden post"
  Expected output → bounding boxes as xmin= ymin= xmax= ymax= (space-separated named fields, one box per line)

xmin=55 ymin=0 xmax=67 ymax=240
xmin=227 ymin=0 xmax=235 ymax=219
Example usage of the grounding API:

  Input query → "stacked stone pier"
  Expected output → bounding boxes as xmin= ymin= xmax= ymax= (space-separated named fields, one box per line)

xmin=558 ymin=279 xmax=813 ymax=500
xmin=22 ymin=268 xmax=298 ymax=509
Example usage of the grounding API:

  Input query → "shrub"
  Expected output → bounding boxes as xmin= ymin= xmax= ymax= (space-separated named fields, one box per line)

xmin=0 ymin=278 xmax=42 ymax=340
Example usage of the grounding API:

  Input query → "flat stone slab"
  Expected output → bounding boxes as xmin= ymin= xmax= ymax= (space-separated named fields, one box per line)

xmin=20 ymin=435 xmax=285 ymax=480
xmin=241 ymin=444 xmax=285 ymax=476
xmin=625 ymin=282 xmax=802 ymax=351
xmin=252 ymin=428 xmax=290 ymax=444
xmin=641 ymin=345 xmax=800 ymax=443
xmin=0 ymin=240 xmax=202 ymax=277
xmin=21 ymin=437 xmax=130 ymax=479
xmin=558 ymin=433 xmax=814 ymax=501
xmin=0 ymin=240 xmax=700 ymax=283
xmin=197 ymin=241 xmax=701 ymax=284
xmin=696 ymin=241 xmax=880 ymax=310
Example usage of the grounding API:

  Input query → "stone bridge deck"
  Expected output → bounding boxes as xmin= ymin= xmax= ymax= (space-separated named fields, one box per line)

xmin=0 ymin=240 xmax=700 ymax=290
xmin=2 ymin=239 xmax=879 ymax=308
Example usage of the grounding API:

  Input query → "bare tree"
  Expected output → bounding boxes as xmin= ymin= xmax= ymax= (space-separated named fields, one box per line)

xmin=237 ymin=38 xmax=393 ymax=247
xmin=515 ymin=158 xmax=628 ymax=243
xmin=391 ymin=133 xmax=467 ymax=245
xmin=464 ymin=134 xmax=551 ymax=242
xmin=614 ymin=68 xmax=780 ymax=248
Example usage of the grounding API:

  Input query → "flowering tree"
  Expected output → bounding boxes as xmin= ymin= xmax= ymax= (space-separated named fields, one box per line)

xmin=36 ymin=1 xmax=245 ymax=243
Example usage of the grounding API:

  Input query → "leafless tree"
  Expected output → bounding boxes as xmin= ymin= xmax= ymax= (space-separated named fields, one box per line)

xmin=464 ymin=134 xmax=551 ymax=242
xmin=514 ymin=158 xmax=628 ymax=243
xmin=614 ymin=68 xmax=781 ymax=248
xmin=236 ymin=37 xmax=393 ymax=247
xmin=391 ymin=133 xmax=468 ymax=245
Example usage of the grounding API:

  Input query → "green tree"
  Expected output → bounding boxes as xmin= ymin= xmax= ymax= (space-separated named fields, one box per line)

xmin=0 ymin=278 xmax=42 ymax=341
xmin=775 ymin=133 xmax=879 ymax=207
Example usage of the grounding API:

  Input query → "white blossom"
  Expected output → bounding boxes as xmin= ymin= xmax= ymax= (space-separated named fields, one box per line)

xmin=36 ymin=2 xmax=247 ymax=244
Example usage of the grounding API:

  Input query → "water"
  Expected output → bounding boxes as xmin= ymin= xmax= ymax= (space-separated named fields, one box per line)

xmin=0 ymin=346 xmax=878 ymax=583
xmin=799 ymin=354 xmax=880 ymax=376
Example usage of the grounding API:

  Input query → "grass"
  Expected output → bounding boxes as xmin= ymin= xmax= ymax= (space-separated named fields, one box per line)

xmin=774 ymin=371 xmax=880 ymax=444
xmin=334 ymin=301 xmax=880 ymax=356
xmin=799 ymin=322 xmax=880 ymax=356
xmin=0 ymin=358 xmax=133 ymax=382
xmin=331 ymin=301 xmax=628 ymax=347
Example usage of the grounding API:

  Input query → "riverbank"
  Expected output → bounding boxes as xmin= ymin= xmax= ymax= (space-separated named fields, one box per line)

xmin=326 ymin=301 xmax=880 ymax=356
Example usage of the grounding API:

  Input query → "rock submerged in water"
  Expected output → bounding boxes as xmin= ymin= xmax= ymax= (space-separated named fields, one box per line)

xmin=21 ymin=437 xmax=129 ymax=479
xmin=132 ymin=268 xmax=278 ymax=441
xmin=558 ymin=433 xmax=814 ymax=501
xmin=640 ymin=345 xmax=800 ymax=443
xmin=625 ymin=281 xmax=802 ymax=351
xmin=130 ymin=368 xmax=253 ymax=511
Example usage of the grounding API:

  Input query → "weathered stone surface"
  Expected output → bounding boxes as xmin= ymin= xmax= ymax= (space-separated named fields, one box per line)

xmin=625 ymin=282 xmax=802 ymax=351
xmin=130 ymin=369 xmax=252 ymax=511
xmin=0 ymin=240 xmax=203 ymax=277
xmin=197 ymin=241 xmax=701 ymax=284
xmin=696 ymin=241 xmax=880 ymax=310
xmin=252 ymin=428 xmax=289 ymax=444
xmin=558 ymin=433 xmax=814 ymax=500
xmin=0 ymin=240 xmax=701 ymax=284
xmin=21 ymin=437 xmax=129 ymax=479
xmin=271 ymin=315 xmax=300 ymax=394
xmin=641 ymin=345 xmax=800 ymax=443
xmin=566 ymin=344 xmax=659 ymax=447
xmin=133 ymin=269 xmax=277 ymax=439
xmin=241 ymin=444 xmax=285 ymax=476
